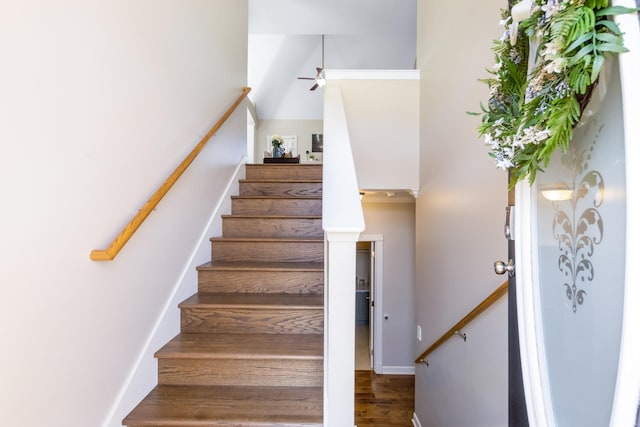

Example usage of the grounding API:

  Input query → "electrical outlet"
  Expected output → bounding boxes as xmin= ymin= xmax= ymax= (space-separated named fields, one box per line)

xmin=417 ymin=325 xmax=422 ymax=341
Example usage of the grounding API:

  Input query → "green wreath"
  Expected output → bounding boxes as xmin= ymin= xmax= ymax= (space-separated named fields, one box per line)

xmin=474 ymin=0 xmax=637 ymax=188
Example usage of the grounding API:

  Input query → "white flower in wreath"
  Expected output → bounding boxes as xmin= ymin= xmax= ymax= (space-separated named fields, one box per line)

xmin=495 ymin=147 xmax=515 ymax=170
xmin=544 ymin=57 xmax=567 ymax=74
xmin=540 ymin=41 xmax=561 ymax=61
xmin=484 ymin=134 xmax=500 ymax=150
xmin=541 ymin=0 xmax=563 ymax=20
xmin=499 ymin=16 xmax=512 ymax=27
xmin=516 ymin=126 xmax=551 ymax=148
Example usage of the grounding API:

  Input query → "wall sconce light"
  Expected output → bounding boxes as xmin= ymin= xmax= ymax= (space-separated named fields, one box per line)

xmin=540 ymin=183 xmax=573 ymax=201
xmin=359 ymin=192 xmax=365 ymax=200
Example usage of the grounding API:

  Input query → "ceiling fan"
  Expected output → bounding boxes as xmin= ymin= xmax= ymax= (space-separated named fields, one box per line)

xmin=297 ymin=34 xmax=326 ymax=91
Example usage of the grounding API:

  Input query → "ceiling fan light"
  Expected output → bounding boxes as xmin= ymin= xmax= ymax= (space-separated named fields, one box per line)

xmin=317 ymin=78 xmax=326 ymax=87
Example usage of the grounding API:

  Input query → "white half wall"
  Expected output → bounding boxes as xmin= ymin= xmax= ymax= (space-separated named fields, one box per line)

xmin=329 ymin=71 xmax=420 ymax=193
xmin=414 ymin=0 xmax=508 ymax=426
xmin=0 ymin=1 xmax=248 ymax=426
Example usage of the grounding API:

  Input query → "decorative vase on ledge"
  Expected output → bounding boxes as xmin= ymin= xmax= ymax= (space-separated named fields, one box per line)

xmin=272 ymin=146 xmax=284 ymax=158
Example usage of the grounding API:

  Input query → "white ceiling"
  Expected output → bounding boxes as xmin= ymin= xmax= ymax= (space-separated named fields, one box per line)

xmin=248 ymin=0 xmax=417 ymax=120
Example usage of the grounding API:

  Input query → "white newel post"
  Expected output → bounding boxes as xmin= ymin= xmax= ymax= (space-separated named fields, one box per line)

xmin=322 ymin=84 xmax=365 ymax=426
xmin=324 ymin=232 xmax=359 ymax=427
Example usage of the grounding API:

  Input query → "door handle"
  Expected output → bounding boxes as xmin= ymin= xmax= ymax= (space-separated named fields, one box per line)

xmin=504 ymin=206 xmax=515 ymax=240
xmin=494 ymin=259 xmax=515 ymax=276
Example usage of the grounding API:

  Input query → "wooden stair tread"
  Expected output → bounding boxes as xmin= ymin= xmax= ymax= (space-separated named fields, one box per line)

xmin=156 ymin=333 xmax=323 ymax=359
xmin=222 ymin=214 xmax=321 ymax=219
xmin=239 ymin=179 xmax=322 ymax=183
xmin=247 ymin=164 xmax=321 ymax=167
xmin=123 ymin=385 xmax=323 ymax=426
xmin=197 ymin=261 xmax=324 ymax=271
xmin=210 ymin=236 xmax=323 ymax=243
xmin=231 ymin=195 xmax=322 ymax=200
xmin=180 ymin=292 xmax=323 ymax=309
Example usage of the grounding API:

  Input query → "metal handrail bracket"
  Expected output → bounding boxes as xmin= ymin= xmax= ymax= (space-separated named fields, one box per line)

xmin=415 ymin=281 xmax=508 ymax=364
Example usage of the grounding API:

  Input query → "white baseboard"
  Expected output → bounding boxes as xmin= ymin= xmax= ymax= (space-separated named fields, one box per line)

xmin=382 ymin=365 xmax=415 ymax=375
xmin=412 ymin=412 xmax=422 ymax=427
xmin=102 ymin=156 xmax=247 ymax=427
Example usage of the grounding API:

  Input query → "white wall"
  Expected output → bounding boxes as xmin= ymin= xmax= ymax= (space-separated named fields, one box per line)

xmin=362 ymin=201 xmax=416 ymax=372
xmin=255 ymin=118 xmax=323 ymax=162
xmin=414 ymin=1 xmax=508 ymax=426
xmin=0 ymin=1 xmax=247 ymax=426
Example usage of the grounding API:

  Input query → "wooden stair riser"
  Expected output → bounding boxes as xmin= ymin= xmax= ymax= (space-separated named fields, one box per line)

xmin=239 ymin=181 xmax=322 ymax=197
xmin=211 ymin=240 xmax=324 ymax=263
xmin=158 ymin=358 xmax=323 ymax=387
xmin=245 ymin=164 xmax=322 ymax=181
xmin=181 ymin=307 xmax=324 ymax=334
xmin=197 ymin=269 xmax=324 ymax=294
xmin=222 ymin=217 xmax=323 ymax=238
xmin=232 ymin=197 xmax=322 ymax=216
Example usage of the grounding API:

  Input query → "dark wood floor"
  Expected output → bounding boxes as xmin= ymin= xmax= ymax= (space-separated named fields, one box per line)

xmin=355 ymin=370 xmax=415 ymax=427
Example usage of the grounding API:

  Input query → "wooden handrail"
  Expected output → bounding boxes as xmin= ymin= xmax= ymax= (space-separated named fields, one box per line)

xmin=415 ymin=280 xmax=508 ymax=364
xmin=90 ymin=87 xmax=251 ymax=261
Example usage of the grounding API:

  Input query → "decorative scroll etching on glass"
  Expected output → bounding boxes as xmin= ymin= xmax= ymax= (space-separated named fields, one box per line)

xmin=549 ymin=137 xmax=605 ymax=314
xmin=533 ymin=58 xmax=626 ymax=426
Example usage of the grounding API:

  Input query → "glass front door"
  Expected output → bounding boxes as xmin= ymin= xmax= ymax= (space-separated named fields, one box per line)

xmin=535 ymin=57 xmax=625 ymax=426
xmin=516 ymin=56 xmax=634 ymax=426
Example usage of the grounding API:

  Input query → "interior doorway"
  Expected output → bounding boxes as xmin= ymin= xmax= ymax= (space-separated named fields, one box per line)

xmin=355 ymin=235 xmax=383 ymax=373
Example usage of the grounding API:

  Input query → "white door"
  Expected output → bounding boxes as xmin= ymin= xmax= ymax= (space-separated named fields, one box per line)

xmin=359 ymin=235 xmax=384 ymax=373
xmin=369 ymin=242 xmax=376 ymax=368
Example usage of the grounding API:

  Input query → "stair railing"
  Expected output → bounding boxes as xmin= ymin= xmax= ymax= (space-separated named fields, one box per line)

xmin=90 ymin=87 xmax=251 ymax=261
xmin=415 ymin=280 xmax=508 ymax=365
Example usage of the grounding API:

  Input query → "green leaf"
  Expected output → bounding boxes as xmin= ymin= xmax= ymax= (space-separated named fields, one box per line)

xmin=596 ymin=20 xmax=623 ymax=35
xmin=566 ymin=33 xmax=593 ymax=53
xmin=595 ymin=6 xmax=640 ymax=17
xmin=597 ymin=42 xmax=629 ymax=53
xmin=591 ymin=55 xmax=605 ymax=83
xmin=567 ymin=8 xmax=595 ymax=42
xmin=568 ymin=44 xmax=595 ymax=64
xmin=595 ymin=32 xmax=623 ymax=44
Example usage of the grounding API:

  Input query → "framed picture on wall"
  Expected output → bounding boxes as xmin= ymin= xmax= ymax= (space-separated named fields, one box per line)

xmin=312 ymin=133 xmax=323 ymax=152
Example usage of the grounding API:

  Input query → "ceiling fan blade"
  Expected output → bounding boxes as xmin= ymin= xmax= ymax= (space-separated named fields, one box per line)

xmin=297 ymin=35 xmax=325 ymax=92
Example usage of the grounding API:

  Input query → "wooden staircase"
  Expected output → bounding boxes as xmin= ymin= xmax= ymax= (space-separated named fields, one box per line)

xmin=123 ymin=163 xmax=324 ymax=427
